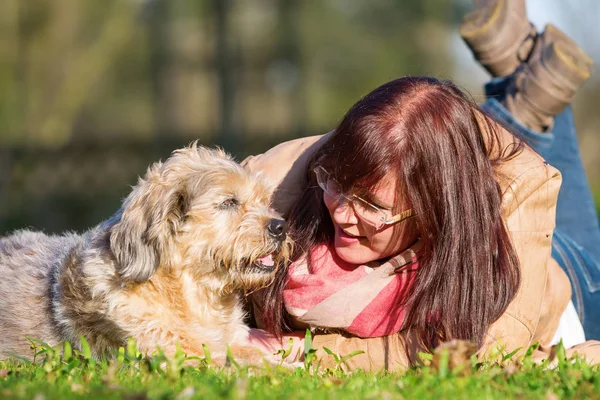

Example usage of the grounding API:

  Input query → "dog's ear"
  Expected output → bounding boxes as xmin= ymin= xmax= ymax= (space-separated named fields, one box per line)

xmin=109 ymin=163 xmax=189 ymax=283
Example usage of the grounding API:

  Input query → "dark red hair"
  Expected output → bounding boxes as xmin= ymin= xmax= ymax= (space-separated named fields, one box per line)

xmin=262 ymin=77 xmax=523 ymax=356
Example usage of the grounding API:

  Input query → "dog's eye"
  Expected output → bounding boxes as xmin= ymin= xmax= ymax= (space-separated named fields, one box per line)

xmin=218 ymin=198 xmax=239 ymax=210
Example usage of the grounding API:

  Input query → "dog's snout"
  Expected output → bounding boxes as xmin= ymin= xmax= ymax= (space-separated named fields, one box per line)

xmin=267 ymin=218 xmax=286 ymax=240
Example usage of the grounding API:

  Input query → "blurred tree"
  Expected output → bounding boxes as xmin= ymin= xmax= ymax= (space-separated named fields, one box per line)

xmin=277 ymin=0 xmax=305 ymax=137
xmin=0 ymin=0 xmax=598 ymax=233
xmin=39 ymin=0 xmax=138 ymax=145
xmin=213 ymin=0 xmax=241 ymax=152
xmin=0 ymin=0 xmax=142 ymax=146
xmin=0 ymin=0 xmax=20 ymax=140
xmin=146 ymin=0 xmax=175 ymax=138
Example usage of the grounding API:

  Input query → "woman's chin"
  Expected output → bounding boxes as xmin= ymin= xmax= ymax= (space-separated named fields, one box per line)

xmin=333 ymin=235 xmax=377 ymax=265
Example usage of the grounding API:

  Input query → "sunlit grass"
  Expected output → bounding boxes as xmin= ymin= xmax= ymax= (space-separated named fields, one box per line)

xmin=1 ymin=335 xmax=599 ymax=400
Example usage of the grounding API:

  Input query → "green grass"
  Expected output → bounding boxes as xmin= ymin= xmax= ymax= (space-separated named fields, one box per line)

xmin=1 ymin=337 xmax=599 ymax=400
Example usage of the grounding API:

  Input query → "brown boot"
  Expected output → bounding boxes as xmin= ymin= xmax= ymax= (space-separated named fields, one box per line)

xmin=505 ymin=26 xmax=594 ymax=132
xmin=460 ymin=0 xmax=537 ymax=77
xmin=525 ymin=24 xmax=594 ymax=73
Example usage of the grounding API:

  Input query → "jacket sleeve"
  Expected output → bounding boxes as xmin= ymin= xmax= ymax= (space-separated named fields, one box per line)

xmin=242 ymin=133 xmax=330 ymax=216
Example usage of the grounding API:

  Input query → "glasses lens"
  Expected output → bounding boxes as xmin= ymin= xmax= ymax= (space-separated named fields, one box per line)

xmin=352 ymin=197 xmax=385 ymax=228
xmin=326 ymin=178 xmax=342 ymax=198
xmin=313 ymin=166 xmax=392 ymax=230
xmin=314 ymin=167 xmax=327 ymax=190
xmin=315 ymin=167 xmax=342 ymax=198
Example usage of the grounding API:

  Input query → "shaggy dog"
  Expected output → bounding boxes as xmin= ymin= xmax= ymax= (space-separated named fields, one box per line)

xmin=0 ymin=145 xmax=291 ymax=363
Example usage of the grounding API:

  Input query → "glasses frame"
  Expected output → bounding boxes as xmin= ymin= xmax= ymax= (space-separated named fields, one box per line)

xmin=313 ymin=165 xmax=414 ymax=230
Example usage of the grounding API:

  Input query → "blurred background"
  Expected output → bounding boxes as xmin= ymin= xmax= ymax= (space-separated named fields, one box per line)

xmin=1 ymin=0 xmax=599 ymax=233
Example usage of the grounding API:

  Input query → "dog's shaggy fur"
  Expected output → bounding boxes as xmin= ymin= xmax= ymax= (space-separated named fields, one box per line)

xmin=0 ymin=146 xmax=291 ymax=362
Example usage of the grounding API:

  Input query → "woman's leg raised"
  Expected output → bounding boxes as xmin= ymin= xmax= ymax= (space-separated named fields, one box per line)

xmin=479 ymin=45 xmax=600 ymax=340
xmin=482 ymin=84 xmax=600 ymax=262
xmin=460 ymin=0 xmax=600 ymax=339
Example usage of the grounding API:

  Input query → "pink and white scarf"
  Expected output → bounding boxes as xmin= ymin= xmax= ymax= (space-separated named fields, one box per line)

xmin=283 ymin=243 xmax=420 ymax=338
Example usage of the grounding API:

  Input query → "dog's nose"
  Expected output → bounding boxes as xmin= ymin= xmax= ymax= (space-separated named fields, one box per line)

xmin=267 ymin=218 xmax=286 ymax=240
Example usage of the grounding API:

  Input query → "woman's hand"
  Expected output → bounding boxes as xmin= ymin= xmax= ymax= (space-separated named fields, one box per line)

xmin=247 ymin=328 xmax=306 ymax=362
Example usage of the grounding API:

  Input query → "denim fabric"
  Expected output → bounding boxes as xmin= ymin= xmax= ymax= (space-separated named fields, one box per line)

xmin=552 ymin=230 xmax=600 ymax=339
xmin=482 ymin=76 xmax=600 ymax=340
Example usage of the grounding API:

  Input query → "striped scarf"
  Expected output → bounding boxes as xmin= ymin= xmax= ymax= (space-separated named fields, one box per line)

xmin=283 ymin=243 xmax=420 ymax=338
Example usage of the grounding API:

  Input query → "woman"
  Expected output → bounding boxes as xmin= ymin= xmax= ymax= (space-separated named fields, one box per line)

xmin=245 ymin=0 xmax=600 ymax=370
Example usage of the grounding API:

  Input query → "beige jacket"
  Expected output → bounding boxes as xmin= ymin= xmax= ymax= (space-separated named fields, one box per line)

xmin=244 ymin=127 xmax=599 ymax=370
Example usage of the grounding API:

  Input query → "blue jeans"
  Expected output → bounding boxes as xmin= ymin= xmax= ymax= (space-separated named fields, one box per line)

xmin=482 ymin=76 xmax=600 ymax=340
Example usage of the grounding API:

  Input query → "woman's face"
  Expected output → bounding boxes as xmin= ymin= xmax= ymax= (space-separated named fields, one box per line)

xmin=323 ymin=171 xmax=420 ymax=264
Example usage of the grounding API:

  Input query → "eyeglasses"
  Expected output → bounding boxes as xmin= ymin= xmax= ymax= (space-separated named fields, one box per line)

xmin=313 ymin=165 xmax=414 ymax=230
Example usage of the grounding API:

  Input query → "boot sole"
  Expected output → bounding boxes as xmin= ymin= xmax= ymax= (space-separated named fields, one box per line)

xmin=460 ymin=0 xmax=534 ymax=76
xmin=459 ymin=0 xmax=504 ymax=42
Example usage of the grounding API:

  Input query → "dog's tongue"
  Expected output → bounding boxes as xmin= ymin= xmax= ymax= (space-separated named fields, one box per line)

xmin=259 ymin=254 xmax=275 ymax=267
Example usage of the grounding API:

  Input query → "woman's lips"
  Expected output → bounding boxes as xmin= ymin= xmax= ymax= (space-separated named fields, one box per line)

xmin=336 ymin=227 xmax=363 ymax=244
